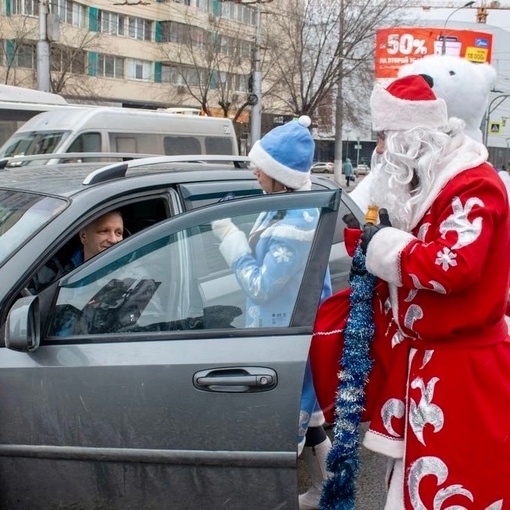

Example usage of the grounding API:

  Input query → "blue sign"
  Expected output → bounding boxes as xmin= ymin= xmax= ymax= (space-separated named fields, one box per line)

xmin=475 ymin=38 xmax=489 ymax=48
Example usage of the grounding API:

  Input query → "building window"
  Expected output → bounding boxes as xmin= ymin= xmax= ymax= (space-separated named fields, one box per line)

xmin=220 ymin=2 xmax=256 ymax=26
xmin=161 ymin=64 xmax=178 ymax=84
xmin=126 ymin=59 xmax=152 ymax=81
xmin=10 ymin=43 xmax=36 ymax=68
xmin=160 ymin=21 xmax=204 ymax=49
xmin=128 ymin=17 xmax=152 ymax=41
xmin=233 ymin=73 xmax=248 ymax=92
xmin=96 ymin=54 xmax=124 ymax=78
xmin=195 ymin=0 xmax=208 ymax=12
xmin=161 ymin=64 xmax=202 ymax=87
xmin=51 ymin=46 xmax=86 ymax=74
xmin=51 ymin=0 xmax=86 ymax=28
xmin=98 ymin=11 xmax=125 ymax=36
xmin=12 ymin=0 xmax=39 ymax=16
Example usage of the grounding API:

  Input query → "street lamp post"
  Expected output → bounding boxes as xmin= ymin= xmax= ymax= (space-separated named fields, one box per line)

xmin=483 ymin=94 xmax=510 ymax=147
xmin=441 ymin=1 xmax=475 ymax=55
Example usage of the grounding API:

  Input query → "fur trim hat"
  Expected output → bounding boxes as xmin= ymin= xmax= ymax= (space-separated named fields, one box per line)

xmin=370 ymin=74 xmax=448 ymax=132
xmin=249 ymin=115 xmax=314 ymax=191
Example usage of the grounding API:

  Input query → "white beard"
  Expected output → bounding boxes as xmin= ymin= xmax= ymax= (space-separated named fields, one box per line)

xmin=370 ymin=152 xmax=413 ymax=232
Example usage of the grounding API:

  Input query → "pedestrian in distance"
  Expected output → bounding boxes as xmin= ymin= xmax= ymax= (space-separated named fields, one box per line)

xmin=342 ymin=157 xmax=354 ymax=188
xmin=350 ymin=74 xmax=510 ymax=508
xmin=212 ymin=115 xmax=332 ymax=510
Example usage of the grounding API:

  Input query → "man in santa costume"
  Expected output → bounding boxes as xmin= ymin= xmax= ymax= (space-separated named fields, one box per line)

xmin=357 ymin=74 xmax=510 ymax=509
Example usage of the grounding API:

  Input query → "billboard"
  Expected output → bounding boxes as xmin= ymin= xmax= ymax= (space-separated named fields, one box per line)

xmin=375 ymin=27 xmax=493 ymax=79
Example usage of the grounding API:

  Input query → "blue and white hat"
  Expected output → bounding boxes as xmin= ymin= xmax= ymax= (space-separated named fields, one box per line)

xmin=249 ymin=115 xmax=314 ymax=191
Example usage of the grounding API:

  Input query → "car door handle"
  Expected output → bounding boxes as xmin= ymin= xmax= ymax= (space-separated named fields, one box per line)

xmin=193 ymin=367 xmax=277 ymax=393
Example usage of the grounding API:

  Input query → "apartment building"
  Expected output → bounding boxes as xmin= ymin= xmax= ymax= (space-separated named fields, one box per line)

xmin=0 ymin=0 xmax=259 ymax=122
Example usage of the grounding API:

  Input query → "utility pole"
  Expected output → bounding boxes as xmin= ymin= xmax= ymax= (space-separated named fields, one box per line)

xmin=37 ymin=0 xmax=51 ymax=92
xmin=249 ymin=3 xmax=262 ymax=146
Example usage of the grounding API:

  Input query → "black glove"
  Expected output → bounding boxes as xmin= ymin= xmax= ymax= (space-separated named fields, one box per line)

xmin=360 ymin=208 xmax=392 ymax=255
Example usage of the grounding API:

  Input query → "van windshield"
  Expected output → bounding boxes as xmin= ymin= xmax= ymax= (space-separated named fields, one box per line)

xmin=0 ymin=190 xmax=67 ymax=266
xmin=0 ymin=130 xmax=69 ymax=165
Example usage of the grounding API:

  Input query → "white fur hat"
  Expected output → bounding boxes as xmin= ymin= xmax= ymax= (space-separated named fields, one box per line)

xmin=371 ymin=74 xmax=448 ymax=132
xmin=248 ymin=115 xmax=314 ymax=191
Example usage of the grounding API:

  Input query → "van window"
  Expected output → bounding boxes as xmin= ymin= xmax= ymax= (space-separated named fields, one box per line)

xmin=114 ymin=137 xmax=138 ymax=153
xmin=205 ymin=137 xmax=234 ymax=155
xmin=164 ymin=136 xmax=201 ymax=155
xmin=67 ymin=132 xmax=101 ymax=153
xmin=0 ymin=131 xmax=68 ymax=159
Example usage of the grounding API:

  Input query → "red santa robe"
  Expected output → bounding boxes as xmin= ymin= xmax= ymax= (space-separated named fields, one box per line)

xmin=311 ymin=137 xmax=510 ymax=509
xmin=363 ymin=157 xmax=510 ymax=508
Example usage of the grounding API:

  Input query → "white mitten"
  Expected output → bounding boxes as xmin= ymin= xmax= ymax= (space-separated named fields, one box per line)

xmin=211 ymin=218 xmax=239 ymax=241
xmin=211 ymin=219 xmax=251 ymax=266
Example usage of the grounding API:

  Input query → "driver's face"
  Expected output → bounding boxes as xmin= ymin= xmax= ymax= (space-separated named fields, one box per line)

xmin=80 ymin=212 xmax=124 ymax=261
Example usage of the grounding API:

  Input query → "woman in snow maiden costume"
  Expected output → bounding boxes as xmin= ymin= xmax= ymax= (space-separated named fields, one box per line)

xmin=357 ymin=74 xmax=510 ymax=509
xmin=212 ymin=116 xmax=332 ymax=510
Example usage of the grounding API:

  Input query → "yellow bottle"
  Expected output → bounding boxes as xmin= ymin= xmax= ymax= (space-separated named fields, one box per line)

xmin=365 ymin=204 xmax=379 ymax=225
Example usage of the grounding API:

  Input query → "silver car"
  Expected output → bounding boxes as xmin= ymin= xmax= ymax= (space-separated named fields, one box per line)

xmin=0 ymin=155 xmax=364 ymax=509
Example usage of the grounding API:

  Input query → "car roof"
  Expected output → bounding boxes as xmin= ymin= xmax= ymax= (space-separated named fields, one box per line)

xmin=0 ymin=156 xmax=256 ymax=197
xmin=0 ymin=155 xmax=349 ymax=200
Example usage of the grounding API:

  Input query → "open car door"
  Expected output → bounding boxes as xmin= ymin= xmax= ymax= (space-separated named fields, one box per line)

xmin=0 ymin=189 xmax=340 ymax=509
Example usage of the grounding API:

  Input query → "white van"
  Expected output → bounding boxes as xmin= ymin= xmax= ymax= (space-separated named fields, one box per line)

xmin=0 ymin=107 xmax=239 ymax=164
xmin=0 ymin=84 xmax=70 ymax=147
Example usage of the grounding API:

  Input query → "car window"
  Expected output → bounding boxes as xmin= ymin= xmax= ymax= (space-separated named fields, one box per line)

xmin=26 ymin=197 xmax=170 ymax=295
xmin=46 ymin=197 xmax=333 ymax=338
xmin=311 ymin=182 xmax=363 ymax=293
xmin=0 ymin=190 xmax=67 ymax=266
xmin=178 ymin=181 xmax=262 ymax=211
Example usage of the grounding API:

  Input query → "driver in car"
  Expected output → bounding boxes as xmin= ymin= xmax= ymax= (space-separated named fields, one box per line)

xmin=69 ymin=210 xmax=124 ymax=267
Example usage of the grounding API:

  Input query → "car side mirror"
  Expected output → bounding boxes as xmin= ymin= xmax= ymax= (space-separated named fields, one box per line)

xmin=5 ymin=296 xmax=41 ymax=352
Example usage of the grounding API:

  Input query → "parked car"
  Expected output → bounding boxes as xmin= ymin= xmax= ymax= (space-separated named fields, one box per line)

xmin=354 ymin=163 xmax=370 ymax=176
xmin=0 ymin=154 xmax=364 ymax=509
xmin=311 ymin=161 xmax=334 ymax=173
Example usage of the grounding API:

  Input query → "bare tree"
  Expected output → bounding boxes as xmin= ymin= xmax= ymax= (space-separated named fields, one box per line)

xmin=263 ymin=0 xmax=415 ymax=181
xmin=1 ymin=12 xmax=104 ymax=99
xmin=158 ymin=11 xmax=254 ymax=120
xmin=0 ymin=15 xmax=39 ymax=86
xmin=265 ymin=0 xmax=412 ymax=118
xmin=49 ymin=27 xmax=101 ymax=96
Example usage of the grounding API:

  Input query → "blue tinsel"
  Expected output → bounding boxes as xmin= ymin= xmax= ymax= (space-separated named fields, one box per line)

xmin=319 ymin=243 xmax=377 ymax=510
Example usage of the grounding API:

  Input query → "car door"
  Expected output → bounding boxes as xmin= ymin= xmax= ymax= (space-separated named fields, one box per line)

xmin=0 ymin=189 xmax=340 ymax=510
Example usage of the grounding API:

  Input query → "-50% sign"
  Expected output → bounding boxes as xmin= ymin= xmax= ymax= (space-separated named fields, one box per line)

xmin=386 ymin=33 xmax=427 ymax=56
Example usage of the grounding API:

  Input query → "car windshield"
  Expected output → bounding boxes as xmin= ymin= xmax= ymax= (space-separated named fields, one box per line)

xmin=0 ymin=130 xmax=69 ymax=166
xmin=0 ymin=190 xmax=67 ymax=266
